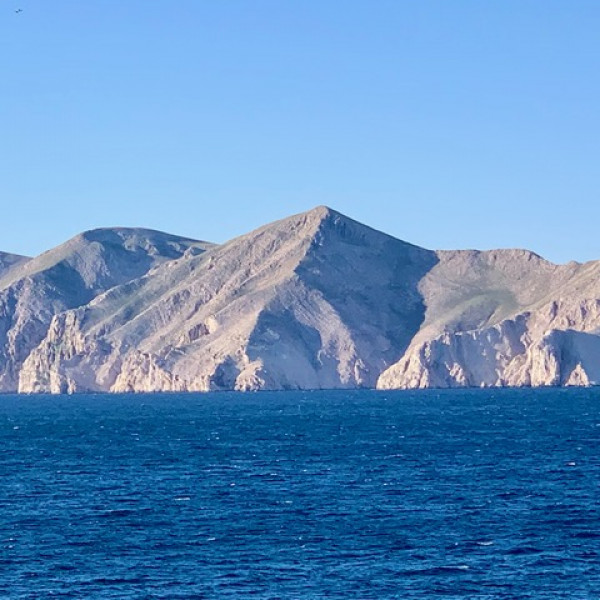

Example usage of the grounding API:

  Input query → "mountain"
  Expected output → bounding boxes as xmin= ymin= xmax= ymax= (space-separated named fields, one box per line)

xmin=4 ymin=206 xmax=600 ymax=393
xmin=19 ymin=207 xmax=436 ymax=393
xmin=0 ymin=228 xmax=211 ymax=391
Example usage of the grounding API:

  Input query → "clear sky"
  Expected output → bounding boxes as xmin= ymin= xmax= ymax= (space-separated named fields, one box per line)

xmin=2 ymin=1 xmax=599 ymax=263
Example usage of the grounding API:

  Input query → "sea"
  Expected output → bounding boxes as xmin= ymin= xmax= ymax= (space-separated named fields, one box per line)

xmin=2 ymin=388 xmax=600 ymax=599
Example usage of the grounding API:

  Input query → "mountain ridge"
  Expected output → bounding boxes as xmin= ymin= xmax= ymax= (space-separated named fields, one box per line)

xmin=2 ymin=206 xmax=600 ymax=393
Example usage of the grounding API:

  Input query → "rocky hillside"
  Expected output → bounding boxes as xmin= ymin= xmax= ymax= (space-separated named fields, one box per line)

xmin=2 ymin=206 xmax=600 ymax=393
xmin=19 ymin=207 xmax=436 ymax=393
xmin=0 ymin=228 xmax=210 ymax=391
xmin=378 ymin=255 xmax=600 ymax=389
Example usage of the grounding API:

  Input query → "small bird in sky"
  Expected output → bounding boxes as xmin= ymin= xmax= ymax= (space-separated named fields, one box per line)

xmin=15 ymin=8 xmax=23 ymax=13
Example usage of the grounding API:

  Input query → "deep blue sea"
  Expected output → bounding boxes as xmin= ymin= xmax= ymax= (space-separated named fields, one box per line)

xmin=2 ymin=388 xmax=600 ymax=599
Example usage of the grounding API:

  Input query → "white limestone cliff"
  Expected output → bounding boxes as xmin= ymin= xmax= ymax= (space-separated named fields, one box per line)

xmin=377 ymin=260 xmax=600 ymax=389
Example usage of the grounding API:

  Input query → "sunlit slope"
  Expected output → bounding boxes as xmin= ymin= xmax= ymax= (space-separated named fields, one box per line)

xmin=0 ymin=228 xmax=210 ymax=391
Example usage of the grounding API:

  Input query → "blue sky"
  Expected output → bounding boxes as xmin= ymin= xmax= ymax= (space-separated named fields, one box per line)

xmin=2 ymin=1 xmax=599 ymax=262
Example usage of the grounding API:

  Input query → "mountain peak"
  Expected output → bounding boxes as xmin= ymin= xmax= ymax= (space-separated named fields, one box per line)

xmin=306 ymin=204 xmax=334 ymax=217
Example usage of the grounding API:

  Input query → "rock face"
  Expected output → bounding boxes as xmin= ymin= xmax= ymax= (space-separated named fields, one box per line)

xmin=0 ymin=229 xmax=210 ymax=391
xmin=377 ymin=254 xmax=600 ymax=389
xmin=2 ymin=206 xmax=600 ymax=393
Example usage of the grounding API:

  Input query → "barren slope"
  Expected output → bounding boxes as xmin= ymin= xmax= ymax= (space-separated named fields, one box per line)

xmin=20 ymin=207 xmax=436 ymax=392
xmin=0 ymin=228 xmax=210 ymax=391
xmin=378 ymin=252 xmax=600 ymax=389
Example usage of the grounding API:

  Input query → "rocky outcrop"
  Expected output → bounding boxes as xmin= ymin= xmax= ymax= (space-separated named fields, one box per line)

xmin=377 ymin=297 xmax=600 ymax=389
